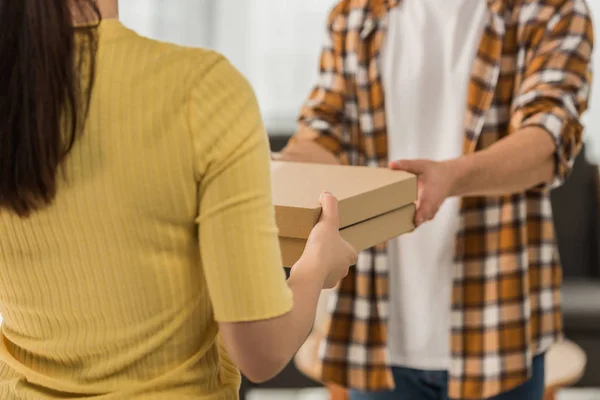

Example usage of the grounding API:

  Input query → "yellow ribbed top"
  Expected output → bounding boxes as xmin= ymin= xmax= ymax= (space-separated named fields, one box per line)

xmin=0 ymin=20 xmax=292 ymax=399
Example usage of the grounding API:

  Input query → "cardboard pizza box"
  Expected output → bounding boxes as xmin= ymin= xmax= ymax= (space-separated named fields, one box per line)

xmin=271 ymin=161 xmax=417 ymax=266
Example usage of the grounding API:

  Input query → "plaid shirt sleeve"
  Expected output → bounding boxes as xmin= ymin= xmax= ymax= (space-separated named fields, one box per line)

xmin=292 ymin=4 xmax=347 ymax=159
xmin=510 ymin=0 xmax=594 ymax=189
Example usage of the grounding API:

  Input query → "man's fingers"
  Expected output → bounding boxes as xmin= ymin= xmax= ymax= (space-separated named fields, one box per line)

xmin=415 ymin=204 xmax=436 ymax=226
xmin=389 ymin=159 xmax=428 ymax=175
xmin=319 ymin=192 xmax=340 ymax=228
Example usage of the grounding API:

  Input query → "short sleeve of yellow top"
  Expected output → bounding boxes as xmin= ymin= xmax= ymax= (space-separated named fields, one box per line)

xmin=0 ymin=20 xmax=292 ymax=400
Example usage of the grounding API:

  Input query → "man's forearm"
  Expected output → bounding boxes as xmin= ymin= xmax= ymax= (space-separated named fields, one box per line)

xmin=449 ymin=127 xmax=557 ymax=197
xmin=274 ymin=140 xmax=340 ymax=165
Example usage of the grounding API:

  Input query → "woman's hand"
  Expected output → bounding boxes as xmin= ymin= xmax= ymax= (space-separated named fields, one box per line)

xmin=295 ymin=192 xmax=357 ymax=289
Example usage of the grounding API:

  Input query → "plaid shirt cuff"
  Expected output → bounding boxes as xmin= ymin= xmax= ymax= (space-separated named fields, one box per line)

xmin=518 ymin=108 xmax=583 ymax=190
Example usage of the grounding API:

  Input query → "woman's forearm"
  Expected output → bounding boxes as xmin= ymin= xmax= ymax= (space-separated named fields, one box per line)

xmin=277 ymin=262 xmax=327 ymax=364
xmin=218 ymin=258 xmax=325 ymax=383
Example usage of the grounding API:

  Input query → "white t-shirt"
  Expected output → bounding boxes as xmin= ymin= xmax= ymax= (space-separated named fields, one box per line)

xmin=381 ymin=0 xmax=488 ymax=370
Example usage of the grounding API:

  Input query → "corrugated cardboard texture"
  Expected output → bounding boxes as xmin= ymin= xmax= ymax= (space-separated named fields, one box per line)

xmin=279 ymin=204 xmax=416 ymax=267
xmin=271 ymin=161 xmax=417 ymax=239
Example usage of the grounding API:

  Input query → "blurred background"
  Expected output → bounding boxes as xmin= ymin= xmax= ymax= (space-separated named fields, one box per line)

xmin=119 ymin=0 xmax=339 ymax=136
xmin=119 ymin=0 xmax=600 ymax=159
xmin=116 ymin=2 xmax=598 ymax=399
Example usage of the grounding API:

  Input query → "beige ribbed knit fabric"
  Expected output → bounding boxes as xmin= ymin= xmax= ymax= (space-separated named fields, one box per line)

xmin=0 ymin=20 xmax=292 ymax=399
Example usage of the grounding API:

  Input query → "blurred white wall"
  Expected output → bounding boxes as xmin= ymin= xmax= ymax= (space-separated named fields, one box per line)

xmin=119 ymin=0 xmax=215 ymax=48
xmin=120 ymin=0 xmax=338 ymax=133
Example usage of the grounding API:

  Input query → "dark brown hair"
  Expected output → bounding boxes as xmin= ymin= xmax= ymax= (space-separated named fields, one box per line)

xmin=0 ymin=0 xmax=100 ymax=216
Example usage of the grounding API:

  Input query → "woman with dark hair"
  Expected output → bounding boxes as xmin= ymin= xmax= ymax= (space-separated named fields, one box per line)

xmin=0 ymin=0 xmax=357 ymax=398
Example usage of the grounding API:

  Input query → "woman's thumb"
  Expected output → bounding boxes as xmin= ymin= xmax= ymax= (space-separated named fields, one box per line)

xmin=319 ymin=192 xmax=339 ymax=228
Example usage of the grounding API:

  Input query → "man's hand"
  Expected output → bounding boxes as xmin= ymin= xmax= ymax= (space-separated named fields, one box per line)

xmin=390 ymin=127 xmax=557 ymax=227
xmin=273 ymin=141 xmax=340 ymax=165
xmin=389 ymin=159 xmax=461 ymax=226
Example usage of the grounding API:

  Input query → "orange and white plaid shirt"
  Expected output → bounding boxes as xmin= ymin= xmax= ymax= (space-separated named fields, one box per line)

xmin=291 ymin=0 xmax=593 ymax=398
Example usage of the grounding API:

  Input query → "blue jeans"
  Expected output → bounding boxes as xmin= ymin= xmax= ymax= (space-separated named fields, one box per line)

xmin=350 ymin=354 xmax=545 ymax=400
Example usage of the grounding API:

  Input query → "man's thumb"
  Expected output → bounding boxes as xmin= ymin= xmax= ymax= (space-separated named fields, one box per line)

xmin=390 ymin=159 xmax=426 ymax=175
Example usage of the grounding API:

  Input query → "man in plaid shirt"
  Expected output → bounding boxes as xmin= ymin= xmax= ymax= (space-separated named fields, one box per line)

xmin=278 ymin=0 xmax=594 ymax=399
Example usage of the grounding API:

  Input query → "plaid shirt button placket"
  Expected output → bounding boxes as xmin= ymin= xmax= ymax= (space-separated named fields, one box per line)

xmin=293 ymin=0 xmax=593 ymax=398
